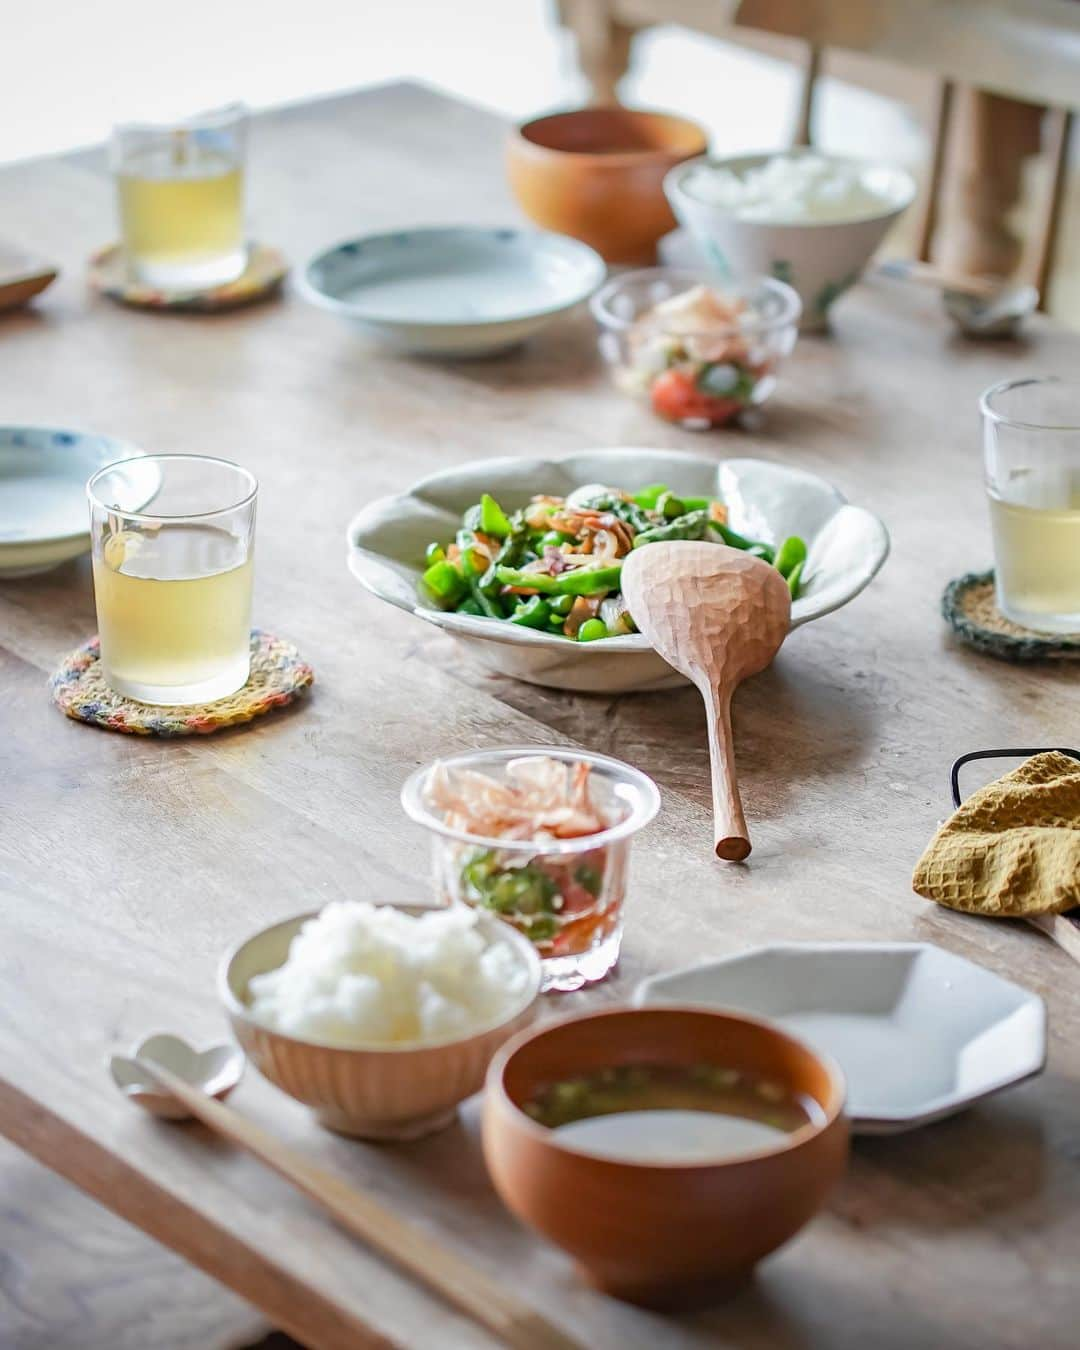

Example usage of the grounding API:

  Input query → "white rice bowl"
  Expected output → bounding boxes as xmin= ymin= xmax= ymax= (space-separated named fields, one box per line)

xmin=247 ymin=901 xmax=530 ymax=1048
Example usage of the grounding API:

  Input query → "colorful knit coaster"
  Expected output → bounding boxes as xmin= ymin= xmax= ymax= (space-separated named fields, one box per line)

xmin=50 ymin=629 xmax=313 ymax=736
xmin=89 ymin=243 xmax=288 ymax=313
xmin=943 ymin=571 xmax=1080 ymax=663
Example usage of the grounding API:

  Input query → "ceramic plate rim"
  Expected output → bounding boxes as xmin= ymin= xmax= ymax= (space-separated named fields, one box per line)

xmin=0 ymin=425 xmax=145 ymax=548
xmin=299 ymin=225 xmax=606 ymax=329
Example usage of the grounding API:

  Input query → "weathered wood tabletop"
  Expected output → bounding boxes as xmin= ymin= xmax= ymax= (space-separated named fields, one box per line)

xmin=2 ymin=82 xmax=1079 ymax=1350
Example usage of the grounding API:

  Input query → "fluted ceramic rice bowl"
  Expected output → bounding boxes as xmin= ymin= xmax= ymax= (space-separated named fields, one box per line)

xmin=665 ymin=150 xmax=915 ymax=331
xmin=220 ymin=907 xmax=542 ymax=1139
xmin=346 ymin=447 xmax=889 ymax=693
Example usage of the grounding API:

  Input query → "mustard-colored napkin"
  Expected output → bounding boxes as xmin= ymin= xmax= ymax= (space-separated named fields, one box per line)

xmin=913 ymin=751 xmax=1080 ymax=917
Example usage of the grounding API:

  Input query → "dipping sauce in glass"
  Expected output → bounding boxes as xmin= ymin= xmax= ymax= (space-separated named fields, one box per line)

xmin=524 ymin=1061 xmax=824 ymax=1163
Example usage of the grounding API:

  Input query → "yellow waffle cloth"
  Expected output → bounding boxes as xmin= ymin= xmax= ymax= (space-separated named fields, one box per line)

xmin=913 ymin=751 xmax=1080 ymax=917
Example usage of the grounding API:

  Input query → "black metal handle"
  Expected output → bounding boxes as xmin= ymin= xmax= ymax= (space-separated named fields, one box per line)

xmin=950 ymin=747 xmax=1080 ymax=808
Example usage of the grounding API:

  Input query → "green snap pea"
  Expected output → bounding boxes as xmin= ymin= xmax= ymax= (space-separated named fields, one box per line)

xmin=713 ymin=521 xmax=776 ymax=563
xmin=480 ymin=493 xmax=511 ymax=539
xmin=787 ymin=560 xmax=805 ymax=600
xmin=632 ymin=483 xmax=669 ymax=509
xmin=548 ymin=594 xmax=575 ymax=616
xmin=655 ymin=490 xmax=686 ymax=520
xmin=420 ymin=560 xmax=467 ymax=609
xmin=577 ymin=618 xmax=608 ymax=642
xmin=774 ymin=536 xmax=808 ymax=579
xmin=424 ymin=542 xmax=446 ymax=566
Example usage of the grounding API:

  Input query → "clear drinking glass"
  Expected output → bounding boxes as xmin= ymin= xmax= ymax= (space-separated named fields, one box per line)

xmin=87 ymin=455 xmax=257 ymax=705
xmin=401 ymin=747 xmax=660 ymax=994
xmin=111 ymin=104 xmax=247 ymax=289
xmin=981 ymin=377 xmax=1080 ymax=633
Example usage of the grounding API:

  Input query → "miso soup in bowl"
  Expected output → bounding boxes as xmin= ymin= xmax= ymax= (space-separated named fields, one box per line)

xmin=482 ymin=1005 xmax=848 ymax=1306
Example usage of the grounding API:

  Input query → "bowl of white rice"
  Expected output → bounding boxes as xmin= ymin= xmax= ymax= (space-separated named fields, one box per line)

xmin=220 ymin=901 xmax=541 ymax=1139
xmin=665 ymin=149 xmax=915 ymax=330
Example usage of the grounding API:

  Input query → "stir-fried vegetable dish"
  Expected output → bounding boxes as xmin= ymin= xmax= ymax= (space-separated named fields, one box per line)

xmin=419 ymin=481 xmax=806 ymax=640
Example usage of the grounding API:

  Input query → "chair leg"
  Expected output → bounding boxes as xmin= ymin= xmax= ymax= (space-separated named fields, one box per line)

xmin=915 ymin=79 xmax=955 ymax=262
xmin=792 ymin=43 xmax=821 ymax=146
xmin=1032 ymin=107 xmax=1073 ymax=311
xmin=558 ymin=0 xmax=637 ymax=105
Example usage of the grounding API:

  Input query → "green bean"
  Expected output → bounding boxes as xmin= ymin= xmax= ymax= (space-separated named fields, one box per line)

xmin=632 ymin=483 xmax=669 ymax=509
xmin=787 ymin=560 xmax=805 ymax=600
xmin=655 ymin=490 xmax=686 ymax=520
xmin=632 ymin=509 xmax=710 ymax=547
xmin=424 ymin=542 xmax=445 ymax=566
xmin=509 ymin=596 xmax=552 ymax=629
xmin=494 ymin=563 xmax=623 ymax=596
xmin=712 ymin=521 xmax=775 ymax=563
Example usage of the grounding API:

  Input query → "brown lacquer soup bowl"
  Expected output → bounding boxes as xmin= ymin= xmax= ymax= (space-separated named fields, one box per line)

xmin=482 ymin=1005 xmax=848 ymax=1307
xmin=507 ymin=107 xmax=708 ymax=264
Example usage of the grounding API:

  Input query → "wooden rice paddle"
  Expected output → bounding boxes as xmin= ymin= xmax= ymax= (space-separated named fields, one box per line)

xmin=621 ymin=541 xmax=790 ymax=861
xmin=140 ymin=1059 xmax=580 ymax=1350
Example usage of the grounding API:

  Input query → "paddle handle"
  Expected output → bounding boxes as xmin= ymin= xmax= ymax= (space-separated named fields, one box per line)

xmin=142 ymin=1060 xmax=580 ymax=1350
xmin=701 ymin=680 xmax=751 ymax=861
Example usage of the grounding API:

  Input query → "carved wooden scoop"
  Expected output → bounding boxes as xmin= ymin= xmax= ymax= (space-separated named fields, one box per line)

xmin=622 ymin=541 xmax=791 ymax=861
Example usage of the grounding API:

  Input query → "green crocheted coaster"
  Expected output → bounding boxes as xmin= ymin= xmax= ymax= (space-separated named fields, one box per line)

xmin=943 ymin=572 xmax=1080 ymax=662
xmin=50 ymin=629 xmax=313 ymax=735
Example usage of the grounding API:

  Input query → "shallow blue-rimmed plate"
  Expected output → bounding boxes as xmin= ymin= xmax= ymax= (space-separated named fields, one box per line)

xmin=299 ymin=225 xmax=606 ymax=357
xmin=0 ymin=426 xmax=143 ymax=577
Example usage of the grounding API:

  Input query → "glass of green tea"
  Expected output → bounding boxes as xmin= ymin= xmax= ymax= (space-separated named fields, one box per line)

xmin=981 ymin=376 xmax=1080 ymax=634
xmin=87 ymin=455 xmax=257 ymax=705
xmin=111 ymin=104 xmax=247 ymax=289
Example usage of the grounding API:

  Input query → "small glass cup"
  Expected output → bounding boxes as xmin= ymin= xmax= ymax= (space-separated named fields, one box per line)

xmin=981 ymin=376 xmax=1080 ymax=633
xmin=87 ymin=454 xmax=257 ymax=705
xmin=401 ymin=746 xmax=660 ymax=993
xmin=590 ymin=268 xmax=800 ymax=429
xmin=111 ymin=104 xmax=248 ymax=289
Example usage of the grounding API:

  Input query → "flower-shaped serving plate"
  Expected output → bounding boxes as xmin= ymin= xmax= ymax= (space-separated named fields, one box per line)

xmin=635 ymin=942 xmax=1047 ymax=1133
xmin=346 ymin=447 xmax=889 ymax=692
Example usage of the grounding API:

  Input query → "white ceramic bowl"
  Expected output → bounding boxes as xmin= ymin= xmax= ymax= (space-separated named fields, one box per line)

xmin=299 ymin=225 xmax=606 ymax=357
xmin=0 ymin=425 xmax=144 ymax=577
xmin=635 ymin=942 xmax=1047 ymax=1133
xmin=664 ymin=151 xmax=916 ymax=331
xmin=346 ymin=447 xmax=889 ymax=693
xmin=220 ymin=906 xmax=542 ymax=1140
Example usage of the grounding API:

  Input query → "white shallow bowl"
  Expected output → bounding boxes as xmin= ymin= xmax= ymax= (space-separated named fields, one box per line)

xmin=665 ymin=151 xmax=916 ymax=331
xmin=635 ymin=942 xmax=1047 ymax=1134
xmin=0 ymin=426 xmax=143 ymax=576
xmin=346 ymin=447 xmax=889 ymax=693
xmin=300 ymin=225 xmax=606 ymax=357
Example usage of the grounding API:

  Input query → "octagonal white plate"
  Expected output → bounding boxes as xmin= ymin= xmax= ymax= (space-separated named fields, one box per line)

xmin=635 ymin=942 xmax=1046 ymax=1133
xmin=346 ymin=447 xmax=889 ymax=692
xmin=0 ymin=425 xmax=144 ymax=577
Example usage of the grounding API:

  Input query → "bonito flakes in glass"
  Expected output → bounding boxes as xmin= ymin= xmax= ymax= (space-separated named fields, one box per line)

xmin=401 ymin=747 xmax=660 ymax=993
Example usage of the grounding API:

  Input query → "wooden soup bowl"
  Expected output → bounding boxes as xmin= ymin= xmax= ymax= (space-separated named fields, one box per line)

xmin=507 ymin=108 xmax=708 ymax=264
xmin=482 ymin=1006 xmax=848 ymax=1307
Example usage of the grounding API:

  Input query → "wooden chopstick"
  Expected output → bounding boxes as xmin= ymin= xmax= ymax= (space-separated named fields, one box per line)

xmin=141 ymin=1060 xmax=581 ymax=1350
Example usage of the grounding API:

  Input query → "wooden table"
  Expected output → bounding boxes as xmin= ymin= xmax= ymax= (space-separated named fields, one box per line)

xmin=2 ymin=83 xmax=1079 ymax=1350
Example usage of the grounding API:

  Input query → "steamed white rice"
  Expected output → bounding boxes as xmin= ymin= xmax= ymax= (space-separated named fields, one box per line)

xmin=682 ymin=154 xmax=893 ymax=223
xmin=247 ymin=902 xmax=529 ymax=1047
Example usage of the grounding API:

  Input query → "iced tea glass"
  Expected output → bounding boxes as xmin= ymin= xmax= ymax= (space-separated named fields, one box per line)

xmin=981 ymin=376 xmax=1080 ymax=633
xmin=112 ymin=104 xmax=247 ymax=289
xmin=88 ymin=455 xmax=257 ymax=704
xmin=401 ymin=747 xmax=661 ymax=993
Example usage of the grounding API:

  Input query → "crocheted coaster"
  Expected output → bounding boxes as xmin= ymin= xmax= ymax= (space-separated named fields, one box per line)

xmin=50 ymin=629 xmax=313 ymax=736
xmin=89 ymin=243 xmax=287 ymax=313
xmin=943 ymin=571 xmax=1080 ymax=662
